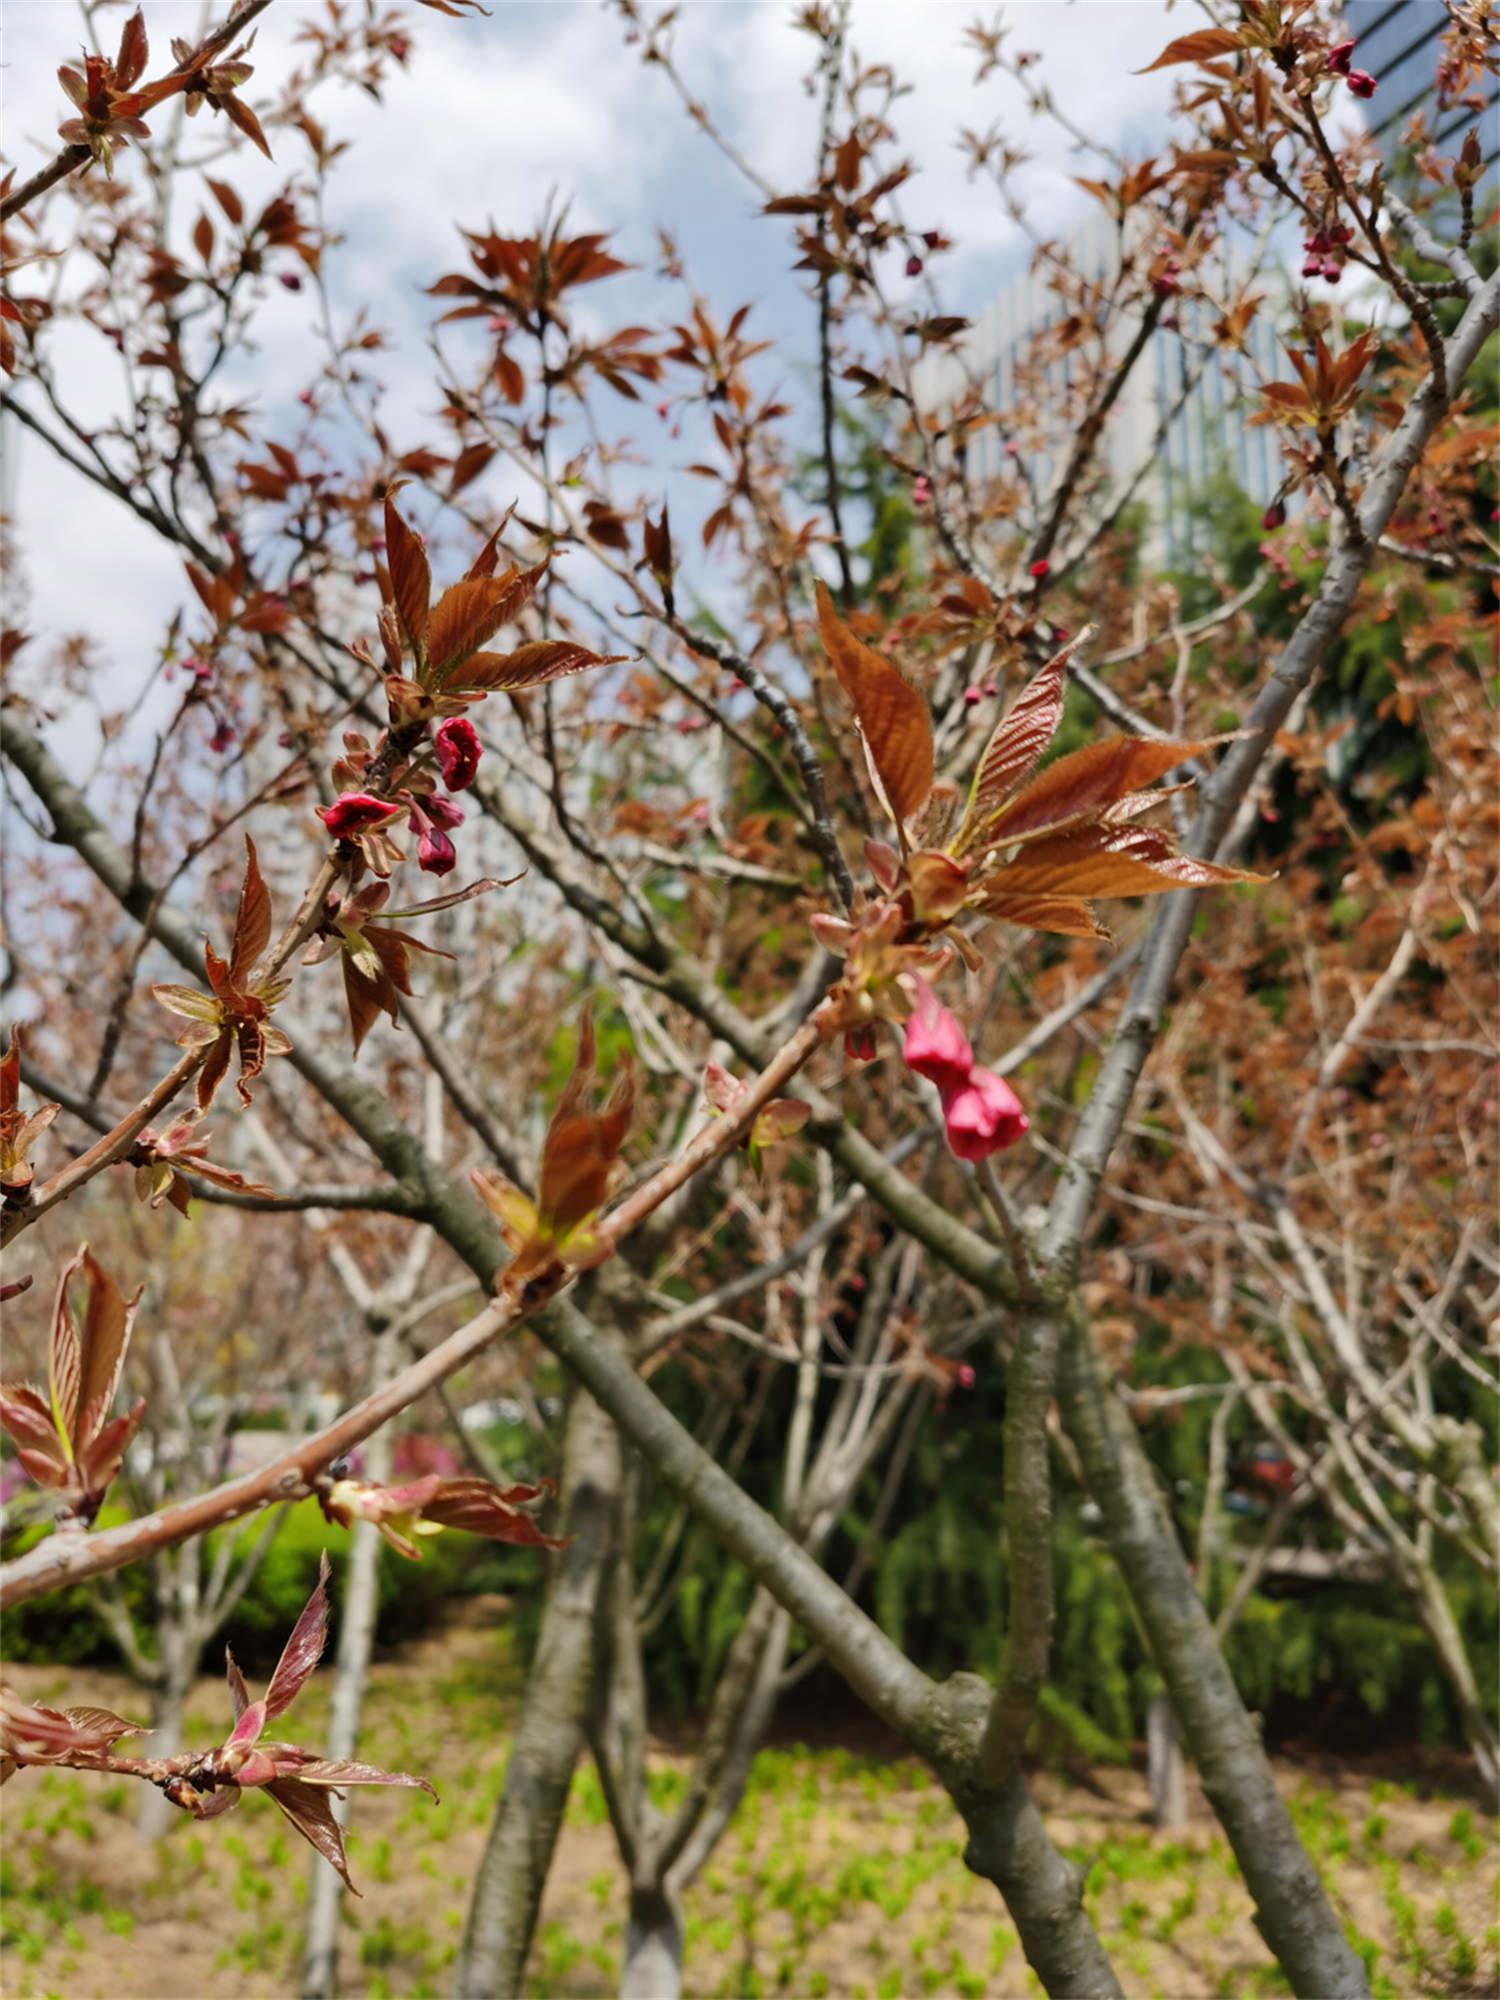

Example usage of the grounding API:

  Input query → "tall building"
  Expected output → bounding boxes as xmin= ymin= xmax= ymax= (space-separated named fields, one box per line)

xmin=1346 ymin=0 xmax=1499 ymax=170
xmin=913 ymin=6 xmax=1492 ymax=572
xmin=912 ymin=209 xmax=1283 ymax=571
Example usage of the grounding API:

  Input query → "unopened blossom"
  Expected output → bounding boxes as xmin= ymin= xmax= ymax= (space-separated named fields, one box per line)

xmin=942 ymin=1066 xmax=1028 ymax=1161
xmin=434 ymin=716 xmax=482 ymax=791
xmin=408 ymin=799 xmax=458 ymax=876
xmin=1325 ymin=38 xmax=1356 ymax=74
xmin=902 ymin=980 xmax=973 ymax=1095
xmin=901 ymin=978 xmax=1028 ymax=1161
xmin=1345 ymin=69 xmax=1377 ymax=97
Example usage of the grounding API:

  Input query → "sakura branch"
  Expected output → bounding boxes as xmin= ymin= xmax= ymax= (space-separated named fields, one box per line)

xmin=1 ymin=1556 xmax=435 ymax=1894
xmin=0 ymin=983 xmax=841 ymax=1607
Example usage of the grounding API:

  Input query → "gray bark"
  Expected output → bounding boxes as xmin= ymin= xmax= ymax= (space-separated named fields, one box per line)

xmin=455 ymin=1375 xmax=624 ymax=1999
xmin=133 ymin=1637 xmax=196 ymax=1841
xmin=620 ymin=1886 xmax=683 ymax=2000
xmin=1057 ymin=1304 xmax=1369 ymax=1998
xmin=1146 ymin=1691 xmax=1187 ymax=1832
xmin=1402 ymin=1551 xmax=1500 ymax=1801
xmin=536 ymin=1301 xmax=1123 ymax=2000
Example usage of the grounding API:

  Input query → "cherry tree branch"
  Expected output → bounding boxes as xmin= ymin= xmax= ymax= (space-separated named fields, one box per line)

xmin=0 ymin=0 xmax=279 ymax=224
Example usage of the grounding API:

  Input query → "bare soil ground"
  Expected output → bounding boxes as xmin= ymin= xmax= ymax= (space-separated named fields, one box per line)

xmin=2 ymin=1608 xmax=1494 ymax=1999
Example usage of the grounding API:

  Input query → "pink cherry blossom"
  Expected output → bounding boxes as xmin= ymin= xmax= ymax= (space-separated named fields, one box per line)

xmin=434 ymin=716 xmax=482 ymax=791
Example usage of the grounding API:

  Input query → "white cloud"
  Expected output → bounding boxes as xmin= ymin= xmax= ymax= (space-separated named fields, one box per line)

xmin=4 ymin=0 xmax=1183 ymax=751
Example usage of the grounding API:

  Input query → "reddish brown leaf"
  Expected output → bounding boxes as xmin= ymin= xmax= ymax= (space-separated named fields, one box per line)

xmin=219 ymin=91 xmax=272 ymax=161
xmin=422 ymin=1476 xmax=565 ymax=1549
xmin=263 ymin=1777 xmax=357 ymax=1893
xmin=115 ymin=9 xmax=148 ymax=89
xmin=264 ymin=1550 xmax=330 ymax=1720
xmin=206 ymin=176 xmax=243 ymax=225
xmin=816 ymin=582 xmax=932 ymax=835
xmin=986 ymin=822 xmax=1261 ymax=900
xmin=977 ymin=891 xmax=1107 ymax=938
xmin=228 ymin=835 xmax=272 ymax=987
xmin=1137 ymin=27 xmax=1243 ymax=71
xmin=448 ymin=442 xmax=496 ymax=496
xmin=226 ymin=1648 xmax=251 ymax=1723
xmin=457 ymin=641 xmax=624 ymax=693
xmin=71 ymin=1249 xmax=137 ymax=1458
xmin=987 ymin=738 xmax=1216 ymax=846
xmin=950 ymin=638 xmax=1079 ymax=858
xmin=383 ymin=495 xmax=431 ymax=655
xmin=427 ymin=561 xmax=549 ymax=682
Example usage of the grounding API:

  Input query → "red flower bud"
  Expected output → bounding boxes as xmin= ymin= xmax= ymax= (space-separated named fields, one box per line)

xmin=319 ymin=792 xmax=398 ymax=838
xmin=1345 ymin=69 xmax=1377 ymax=98
xmin=902 ymin=980 xmax=973 ymax=1096
xmin=940 ymin=1066 xmax=1028 ymax=1161
xmin=280 ymin=272 xmax=303 ymax=292
xmin=844 ymin=1024 xmax=879 ymax=1063
xmin=434 ymin=716 xmax=482 ymax=791
xmin=905 ymin=253 xmax=924 ymax=278
xmin=1261 ymin=499 xmax=1287 ymax=531
xmin=1029 ymin=559 xmax=1050 ymax=580
xmin=1325 ymin=39 xmax=1356 ymax=75
xmin=408 ymin=799 xmax=459 ymax=875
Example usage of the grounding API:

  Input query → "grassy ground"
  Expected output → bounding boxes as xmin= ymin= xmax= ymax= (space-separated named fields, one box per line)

xmin=2 ymin=1606 xmax=1494 ymax=2000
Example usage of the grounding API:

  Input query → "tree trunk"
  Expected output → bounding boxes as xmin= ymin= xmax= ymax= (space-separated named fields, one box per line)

xmin=1147 ymin=1690 xmax=1187 ymax=1831
xmin=1403 ymin=1551 xmax=1500 ymax=1800
xmin=134 ymin=1639 xmax=197 ymax=1841
xmin=1057 ymin=1306 xmax=1370 ymax=1999
xmin=455 ymin=1378 xmax=624 ymax=1999
xmin=301 ymin=1345 xmax=393 ymax=2000
xmin=620 ymin=1885 xmax=683 ymax=2000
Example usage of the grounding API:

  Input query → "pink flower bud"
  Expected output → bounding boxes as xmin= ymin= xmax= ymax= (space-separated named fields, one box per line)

xmin=1325 ymin=38 xmax=1356 ymax=75
xmin=1345 ymin=69 xmax=1377 ymax=98
xmin=844 ymin=1025 xmax=879 ymax=1063
xmin=956 ymin=1363 xmax=976 ymax=1389
xmin=318 ymin=792 xmax=397 ymax=838
xmin=1261 ymin=499 xmax=1287 ymax=531
xmin=902 ymin=980 xmax=973 ymax=1096
xmin=963 ymin=685 xmax=983 ymax=705
xmin=913 ymin=475 xmax=932 ymax=506
xmin=1029 ymin=559 xmax=1050 ymax=580
xmin=417 ymin=827 xmax=455 ymax=875
xmin=421 ymin=793 xmax=463 ymax=830
xmin=905 ymin=253 xmax=924 ymax=278
xmin=940 ymin=1065 xmax=1028 ymax=1161
xmin=922 ymin=230 xmax=942 ymax=251
xmin=280 ymin=272 xmax=302 ymax=292
xmin=434 ymin=716 xmax=482 ymax=791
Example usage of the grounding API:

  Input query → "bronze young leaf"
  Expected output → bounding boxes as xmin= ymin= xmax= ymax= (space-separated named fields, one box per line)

xmin=0 ymin=1245 xmax=144 ymax=1524
xmin=816 ymin=581 xmax=933 ymax=843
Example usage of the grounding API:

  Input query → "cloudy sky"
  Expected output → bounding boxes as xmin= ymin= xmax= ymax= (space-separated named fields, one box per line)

xmin=5 ymin=0 xmax=1193 ymax=747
